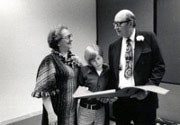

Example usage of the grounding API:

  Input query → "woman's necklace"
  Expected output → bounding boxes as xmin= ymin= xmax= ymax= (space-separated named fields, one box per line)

xmin=52 ymin=50 xmax=82 ymax=68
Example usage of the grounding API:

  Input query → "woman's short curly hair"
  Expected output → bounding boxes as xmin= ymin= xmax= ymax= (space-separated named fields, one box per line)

xmin=47 ymin=25 xmax=68 ymax=51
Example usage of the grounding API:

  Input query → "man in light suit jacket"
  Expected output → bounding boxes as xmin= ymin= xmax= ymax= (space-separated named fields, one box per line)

xmin=108 ymin=9 xmax=165 ymax=125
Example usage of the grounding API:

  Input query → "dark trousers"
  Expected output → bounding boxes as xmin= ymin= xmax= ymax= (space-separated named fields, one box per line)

xmin=113 ymin=99 xmax=157 ymax=125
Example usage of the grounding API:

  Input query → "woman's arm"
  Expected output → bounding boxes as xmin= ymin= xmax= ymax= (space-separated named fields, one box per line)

xmin=42 ymin=97 xmax=58 ymax=125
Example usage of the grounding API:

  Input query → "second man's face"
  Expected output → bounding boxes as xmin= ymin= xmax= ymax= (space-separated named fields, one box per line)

xmin=114 ymin=19 xmax=131 ymax=38
xmin=114 ymin=12 xmax=133 ymax=38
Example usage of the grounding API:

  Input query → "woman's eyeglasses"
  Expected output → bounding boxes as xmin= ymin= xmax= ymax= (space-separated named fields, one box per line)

xmin=61 ymin=34 xmax=73 ymax=40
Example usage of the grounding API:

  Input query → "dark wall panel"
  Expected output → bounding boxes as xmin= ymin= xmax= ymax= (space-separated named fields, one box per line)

xmin=157 ymin=0 xmax=180 ymax=84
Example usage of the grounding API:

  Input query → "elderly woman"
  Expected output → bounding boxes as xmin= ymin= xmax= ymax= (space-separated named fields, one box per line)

xmin=32 ymin=25 xmax=81 ymax=125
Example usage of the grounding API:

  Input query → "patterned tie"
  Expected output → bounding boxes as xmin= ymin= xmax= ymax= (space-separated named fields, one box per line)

xmin=124 ymin=38 xmax=133 ymax=79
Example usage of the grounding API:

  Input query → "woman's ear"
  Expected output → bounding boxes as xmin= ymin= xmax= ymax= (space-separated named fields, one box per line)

xmin=57 ymin=41 xmax=61 ymax=47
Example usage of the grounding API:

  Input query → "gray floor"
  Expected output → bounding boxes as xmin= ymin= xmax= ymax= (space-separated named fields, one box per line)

xmin=110 ymin=120 xmax=116 ymax=125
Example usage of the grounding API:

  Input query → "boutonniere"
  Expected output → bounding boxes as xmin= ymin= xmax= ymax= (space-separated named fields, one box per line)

xmin=136 ymin=35 xmax=144 ymax=42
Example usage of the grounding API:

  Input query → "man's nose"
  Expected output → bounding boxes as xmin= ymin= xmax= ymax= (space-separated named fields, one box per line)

xmin=96 ymin=60 xmax=100 ymax=65
xmin=114 ymin=25 xmax=118 ymax=29
xmin=69 ymin=36 xmax=73 ymax=41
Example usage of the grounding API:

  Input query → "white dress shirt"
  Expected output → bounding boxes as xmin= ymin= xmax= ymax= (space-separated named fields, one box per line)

xmin=118 ymin=29 xmax=136 ymax=88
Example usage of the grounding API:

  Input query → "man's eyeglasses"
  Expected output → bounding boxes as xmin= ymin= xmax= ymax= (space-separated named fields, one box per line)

xmin=61 ymin=34 xmax=73 ymax=40
xmin=113 ymin=20 xmax=131 ymax=27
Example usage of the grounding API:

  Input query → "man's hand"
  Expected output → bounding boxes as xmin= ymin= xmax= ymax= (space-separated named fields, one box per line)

xmin=97 ymin=97 xmax=109 ymax=103
xmin=109 ymin=97 xmax=118 ymax=103
xmin=97 ymin=97 xmax=118 ymax=103
xmin=130 ymin=90 xmax=149 ymax=100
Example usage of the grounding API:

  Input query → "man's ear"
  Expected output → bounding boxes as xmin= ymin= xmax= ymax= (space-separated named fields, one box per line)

xmin=129 ymin=20 xmax=134 ymax=27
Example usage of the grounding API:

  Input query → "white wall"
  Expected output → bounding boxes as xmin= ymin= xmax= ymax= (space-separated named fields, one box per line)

xmin=0 ymin=0 xmax=96 ymax=122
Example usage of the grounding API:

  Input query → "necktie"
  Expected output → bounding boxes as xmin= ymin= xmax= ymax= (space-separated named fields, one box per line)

xmin=124 ymin=38 xmax=133 ymax=79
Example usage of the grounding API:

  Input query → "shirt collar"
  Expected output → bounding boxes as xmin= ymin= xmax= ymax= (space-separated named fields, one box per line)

xmin=123 ymin=28 xmax=136 ymax=41
xmin=88 ymin=64 xmax=109 ymax=74
xmin=130 ymin=28 xmax=136 ymax=41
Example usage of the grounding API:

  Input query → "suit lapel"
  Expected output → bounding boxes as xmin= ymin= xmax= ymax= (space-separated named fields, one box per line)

xmin=134 ymin=32 xmax=143 ymax=66
xmin=113 ymin=38 xmax=122 ymax=79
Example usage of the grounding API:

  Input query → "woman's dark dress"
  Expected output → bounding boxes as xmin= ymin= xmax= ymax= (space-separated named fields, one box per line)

xmin=32 ymin=51 xmax=80 ymax=125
